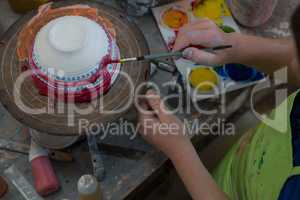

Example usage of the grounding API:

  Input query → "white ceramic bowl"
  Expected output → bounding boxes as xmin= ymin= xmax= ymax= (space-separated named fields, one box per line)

xmin=33 ymin=15 xmax=112 ymax=79
xmin=30 ymin=41 xmax=121 ymax=93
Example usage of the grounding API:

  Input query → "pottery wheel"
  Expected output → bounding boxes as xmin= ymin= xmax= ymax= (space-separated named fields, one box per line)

xmin=0 ymin=0 xmax=150 ymax=136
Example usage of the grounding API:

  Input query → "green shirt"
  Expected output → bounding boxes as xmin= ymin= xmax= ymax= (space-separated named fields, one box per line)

xmin=213 ymin=91 xmax=300 ymax=199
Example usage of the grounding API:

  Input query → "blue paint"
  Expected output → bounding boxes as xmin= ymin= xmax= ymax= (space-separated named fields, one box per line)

xmin=214 ymin=66 xmax=228 ymax=79
xmin=252 ymin=71 xmax=265 ymax=81
xmin=224 ymin=64 xmax=264 ymax=82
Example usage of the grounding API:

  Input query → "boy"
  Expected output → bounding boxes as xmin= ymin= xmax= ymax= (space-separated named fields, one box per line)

xmin=137 ymin=6 xmax=300 ymax=200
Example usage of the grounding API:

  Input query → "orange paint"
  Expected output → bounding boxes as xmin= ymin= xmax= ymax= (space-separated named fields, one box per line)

xmin=162 ymin=8 xmax=188 ymax=30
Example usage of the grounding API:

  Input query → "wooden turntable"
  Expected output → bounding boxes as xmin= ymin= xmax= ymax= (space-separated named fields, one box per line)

xmin=0 ymin=0 xmax=150 ymax=136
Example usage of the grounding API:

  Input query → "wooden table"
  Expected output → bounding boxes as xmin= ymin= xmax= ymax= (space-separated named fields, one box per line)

xmin=0 ymin=0 xmax=296 ymax=199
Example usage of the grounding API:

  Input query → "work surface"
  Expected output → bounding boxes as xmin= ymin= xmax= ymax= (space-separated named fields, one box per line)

xmin=0 ymin=0 xmax=297 ymax=199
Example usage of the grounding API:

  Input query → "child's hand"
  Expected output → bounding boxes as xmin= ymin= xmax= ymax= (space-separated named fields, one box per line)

xmin=173 ymin=19 xmax=234 ymax=66
xmin=137 ymin=90 xmax=191 ymax=158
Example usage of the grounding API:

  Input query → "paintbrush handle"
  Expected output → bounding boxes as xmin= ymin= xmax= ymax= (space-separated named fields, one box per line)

xmin=211 ymin=45 xmax=232 ymax=50
xmin=140 ymin=45 xmax=233 ymax=60
xmin=120 ymin=45 xmax=232 ymax=62
xmin=141 ymin=51 xmax=183 ymax=60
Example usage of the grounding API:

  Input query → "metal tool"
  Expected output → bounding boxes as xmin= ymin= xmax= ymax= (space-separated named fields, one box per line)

xmin=119 ymin=45 xmax=233 ymax=63
xmin=151 ymin=59 xmax=177 ymax=73
xmin=98 ymin=143 xmax=146 ymax=160
xmin=0 ymin=138 xmax=144 ymax=161
xmin=0 ymin=138 xmax=73 ymax=162
xmin=4 ymin=165 xmax=43 ymax=200
xmin=87 ymin=134 xmax=105 ymax=181
xmin=0 ymin=138 xmax=29 ymax=155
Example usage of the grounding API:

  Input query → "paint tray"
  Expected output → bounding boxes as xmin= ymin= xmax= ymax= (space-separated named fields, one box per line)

xmin=152 ymin=0 xmax=267 ymax=101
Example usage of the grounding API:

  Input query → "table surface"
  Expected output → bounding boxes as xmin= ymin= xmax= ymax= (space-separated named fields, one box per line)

xmin=0 ymin=0 xmax=297 ymax=200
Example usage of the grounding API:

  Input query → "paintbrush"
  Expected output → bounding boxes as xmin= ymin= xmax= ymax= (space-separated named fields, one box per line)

xmin=119 ymin=45 xmax=232 ymax=63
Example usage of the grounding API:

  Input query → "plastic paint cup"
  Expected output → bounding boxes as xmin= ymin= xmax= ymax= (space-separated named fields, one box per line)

xmin=224 ymin=63 xmax=259 ymax=82
xmin=220 ymin=25 xmax=236 ymax=33
xmin=161 ymin=7 xmax=189 ymax=30
xmin=189 ymin=67 xmax=219 ymax=92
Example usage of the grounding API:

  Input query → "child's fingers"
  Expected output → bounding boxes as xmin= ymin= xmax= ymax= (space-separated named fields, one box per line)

xmin=145 ymin=90 xmax=170 ymax=121
xmin=182 ymin=47 xmax=220 ymax=65
xmin=173 ymin=29 xmax=214 ymax=51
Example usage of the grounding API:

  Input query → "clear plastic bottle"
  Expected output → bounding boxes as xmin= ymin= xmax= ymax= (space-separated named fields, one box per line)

xmin=78 ymin=175 xmax=102 ymax=200
xmin=227 ymin=0 xmax=278 ymax=27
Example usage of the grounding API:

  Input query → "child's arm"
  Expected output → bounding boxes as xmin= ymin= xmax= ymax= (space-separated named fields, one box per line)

xmin=170 ymin=139 xmax=228 ymax=200
xmin=173 ymin=19 xmax=299 ymax=86
xmin=137 ymin=90 xmax=228 ymax=200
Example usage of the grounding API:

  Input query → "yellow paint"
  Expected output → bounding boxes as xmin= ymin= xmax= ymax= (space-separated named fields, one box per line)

xmin=221 ymin=1 xmax=232 ymax=17
xmin=189 ymin=67 xmax=219 ymax=91
xmin=162 ymin=8 xmax=189 ymax=29
xmin=192 ymin=0 xmax=231 ymax=25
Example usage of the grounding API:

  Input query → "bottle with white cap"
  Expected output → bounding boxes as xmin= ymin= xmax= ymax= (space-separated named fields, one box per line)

xmin=29 ymin=139 xmax=60 ymax=196
xmin=78 ymin=175 xmax=102 ymax=200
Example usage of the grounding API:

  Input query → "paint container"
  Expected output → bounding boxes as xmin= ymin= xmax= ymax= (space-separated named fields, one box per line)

xmin=29 ymin=140 xmax=60 ymax=197
xmin=78 ymin=175 xmax=102 ymax=200
xmin=0 ymin=176 xmax=8 ymax=198
xmin=189 ymin=67 xmax=220 ymax=92
xmin=192 ymin=0 xmax=224 ymax=25
xmin=220 ymin=25 xmax=236 ymax=33
xmin=160 ymin=6 xmax=189 ymax=30
xmin=214 ymin=66 xmax=228 ymax=78
xmin=224 ymin=63 xmax=264 ymax=82
xmin=8 ymin=0 xmax=49 ymax=14
xmin=227 ymin=0 xmax=278 ymax=27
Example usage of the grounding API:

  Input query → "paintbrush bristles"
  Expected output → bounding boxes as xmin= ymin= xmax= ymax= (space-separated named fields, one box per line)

xmin=120 ymin=57 xmax=138 ymax=63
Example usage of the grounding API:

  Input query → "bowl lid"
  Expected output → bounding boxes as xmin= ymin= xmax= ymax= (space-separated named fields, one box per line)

xmin=33 ymin=16 xmax=111 ymax=77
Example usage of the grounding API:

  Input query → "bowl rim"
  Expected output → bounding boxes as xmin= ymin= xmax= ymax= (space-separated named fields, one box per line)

xmin=32 ymin=15 xmax=113 ymax=77
xmin=29 ymin=42 xmax=121 ymax=93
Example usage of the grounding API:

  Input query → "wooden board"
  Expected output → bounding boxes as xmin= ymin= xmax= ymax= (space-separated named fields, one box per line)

xmin=0 ymin=0 xmax=150 ymax=136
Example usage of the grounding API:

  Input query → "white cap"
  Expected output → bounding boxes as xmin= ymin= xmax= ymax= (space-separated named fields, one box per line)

xmin=78 ymin=175 xmax=99 ymax=195
xmin=29 ymin=137 xmax=49 ymax=162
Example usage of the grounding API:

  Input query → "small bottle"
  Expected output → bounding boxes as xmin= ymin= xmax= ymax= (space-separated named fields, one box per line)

xmin=29 ymin=140 xmax=60 ymax=196
xmin=227 ymin=0 xmax=278 ymax=27
xmin=78 ymin=175 xmax=102 ymax=200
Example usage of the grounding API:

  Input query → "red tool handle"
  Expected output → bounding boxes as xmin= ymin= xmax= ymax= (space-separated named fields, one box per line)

xmin=31 ymin=155 xmax=60 ymax=197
